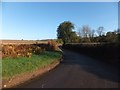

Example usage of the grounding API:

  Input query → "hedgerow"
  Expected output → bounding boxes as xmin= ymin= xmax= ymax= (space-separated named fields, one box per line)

xmin=2 ymin=40 xmax=59 ymax=59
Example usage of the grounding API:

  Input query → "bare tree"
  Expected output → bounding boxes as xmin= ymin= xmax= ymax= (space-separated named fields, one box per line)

xmin=80 ymin=25 xmax=91 ymax=43
xmin=77 ymin=27 xmax=82 ymax=37
xmin=81 ymin=25 xmax=91 ymax=38
xmin=89 ymin=29 xmax=95 ymax=38
xmin=97 ymin=26 xmax=104 ymax=36
xmin=91 ymin=29 xmax=95 ymax=38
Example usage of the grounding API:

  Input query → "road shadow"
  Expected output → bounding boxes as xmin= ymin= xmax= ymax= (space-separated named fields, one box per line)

xmin=61 ymin=48 xmax=120 ymax=84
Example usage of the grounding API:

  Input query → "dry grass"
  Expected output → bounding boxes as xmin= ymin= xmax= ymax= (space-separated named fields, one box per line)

xmin=2 ymin=40 xmax=48 ymax=45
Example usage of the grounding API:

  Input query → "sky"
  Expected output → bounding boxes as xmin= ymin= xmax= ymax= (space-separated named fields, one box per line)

xmin=2 ymin=2 xmax=118 ymax=40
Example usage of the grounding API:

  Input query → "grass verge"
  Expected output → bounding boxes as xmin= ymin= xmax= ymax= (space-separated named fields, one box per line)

xmin=2 ymin=51 xmax=62 ymax=80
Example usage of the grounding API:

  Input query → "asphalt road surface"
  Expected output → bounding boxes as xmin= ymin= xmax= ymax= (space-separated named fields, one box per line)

xmin=17 ymin=49 xmax=119 ymax=88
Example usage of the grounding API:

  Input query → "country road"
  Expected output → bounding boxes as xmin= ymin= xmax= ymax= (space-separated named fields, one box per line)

xmin=16 ymin=48 xmax=119 ymax=88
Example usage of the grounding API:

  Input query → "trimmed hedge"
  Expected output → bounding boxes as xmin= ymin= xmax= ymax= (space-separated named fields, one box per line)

xmin=63 ymin=43 xmax=120 ymax=65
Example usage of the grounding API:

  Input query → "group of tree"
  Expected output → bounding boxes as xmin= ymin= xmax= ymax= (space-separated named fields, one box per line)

xmin=57 ymin=21 xmax=79 ymax=45
xmin=57 ymin=21 xmax=120 ymax=45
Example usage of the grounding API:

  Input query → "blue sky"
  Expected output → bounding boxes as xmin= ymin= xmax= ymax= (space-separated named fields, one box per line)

xmin=2 ymin=2 xmax=118 ymax=40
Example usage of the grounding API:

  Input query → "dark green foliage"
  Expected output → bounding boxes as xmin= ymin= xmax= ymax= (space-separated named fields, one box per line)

xmin=57 ymin=22 xmax=119 ymax=44
xmin=57 ymin=21 xmax=76 ymax=44
xmin=105 ymin=32 xmax=118 ymax=43
xmin=69 ymin=31 xmax=80 ymax=43
xmin=81 ymin=37 xmax=91 ymax=43
xmin=56 ymin=39 xmax=63 ymax=44
xmin=118 ymin=34 xmax=120 ymax=43
xmin=63 ymin=43 xmax=119 ymax=66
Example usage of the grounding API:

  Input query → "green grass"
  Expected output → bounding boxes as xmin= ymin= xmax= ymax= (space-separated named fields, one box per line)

xmin=2 ymin=51 xmax=62 ymax=79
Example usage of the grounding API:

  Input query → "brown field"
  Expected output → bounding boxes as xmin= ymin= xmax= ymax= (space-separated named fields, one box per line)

xmin=1 ymin=40 xmax=48 ymax=45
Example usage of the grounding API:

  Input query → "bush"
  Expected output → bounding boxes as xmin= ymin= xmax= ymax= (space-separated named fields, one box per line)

xmin=2 ymin=42 xmax=60 ymax=59
xmin=48 ymin=40 xmax=59 ymax=51
xmin=2 ymin=44 xmax=45 ymax=59
xmin=32 ymin=45 xmax=43 ymax=55
xmin=2 ymin=44 xmax=33 ymax=58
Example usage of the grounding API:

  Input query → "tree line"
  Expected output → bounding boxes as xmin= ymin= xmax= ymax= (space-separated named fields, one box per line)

xmin=57 ymin=21 xmax=120 ymax=45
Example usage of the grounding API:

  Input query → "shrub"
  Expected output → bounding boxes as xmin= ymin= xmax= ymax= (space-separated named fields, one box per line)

xmin=2 ymin=44 xmax=33 ymax=58
xmin=48 ymin=40 xmax=59 ymax=51
xmin=32 ymin=46 xmax=42 ymax=55
xmin=2 ymin=44 xmax=39 ymax=58
xmin=2 ymin=42 xmax=60 ymax=59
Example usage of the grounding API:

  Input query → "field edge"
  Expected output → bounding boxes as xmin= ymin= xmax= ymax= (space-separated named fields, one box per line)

xmin=2 ymin=53 xmax=63 ymax=88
